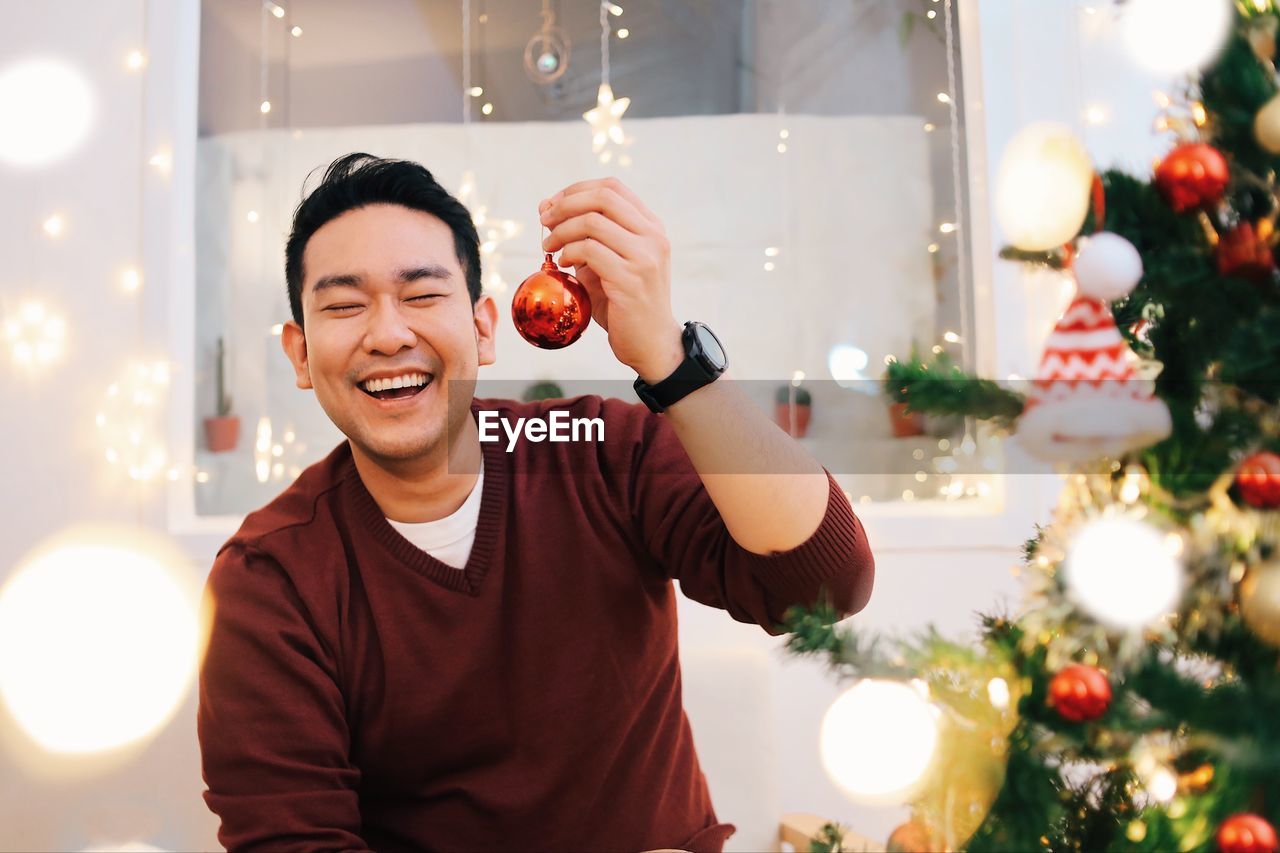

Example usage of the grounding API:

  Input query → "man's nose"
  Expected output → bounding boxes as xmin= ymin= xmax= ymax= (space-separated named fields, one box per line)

xmin=361 ymin=297 xmax=417 ymax=354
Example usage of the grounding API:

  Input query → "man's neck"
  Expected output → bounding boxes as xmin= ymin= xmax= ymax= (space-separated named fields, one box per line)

xmin=351 ymin=414 xmax=483 ymax=524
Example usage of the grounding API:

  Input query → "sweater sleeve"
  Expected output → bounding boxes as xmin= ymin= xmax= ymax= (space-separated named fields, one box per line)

xmin=197 ymin=543 xmax=372 ymax=853
xmin=625 ymin=403 xmax=875 ymax=636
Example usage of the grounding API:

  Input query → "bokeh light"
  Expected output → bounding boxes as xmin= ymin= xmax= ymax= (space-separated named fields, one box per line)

xmin=1064 ymin=516 xmax=1185 ymax=630
xmin=0 ymin=526 xmax=202 ymax=754
xmin=819 ymin=679 xmax=941 ymax=805
xmin=0 ymin=57 xmax=95 ymax=168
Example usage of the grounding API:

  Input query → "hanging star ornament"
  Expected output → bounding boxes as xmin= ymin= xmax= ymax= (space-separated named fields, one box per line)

xmin=583 ymin=82 xmax=630 ymax=162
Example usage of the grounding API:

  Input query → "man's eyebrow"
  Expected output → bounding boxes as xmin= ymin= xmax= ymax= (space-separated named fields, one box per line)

xmin=311 ymin=265 xmax=453 ymax=294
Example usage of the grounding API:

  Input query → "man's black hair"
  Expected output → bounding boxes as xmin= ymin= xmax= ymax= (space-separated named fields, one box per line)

xmin=285 ymin=153 xmax=482 ymax=328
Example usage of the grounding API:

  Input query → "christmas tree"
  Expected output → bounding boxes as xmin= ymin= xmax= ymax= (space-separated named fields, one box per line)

xmin=785 ymin=5 xmax=1280 ymax=852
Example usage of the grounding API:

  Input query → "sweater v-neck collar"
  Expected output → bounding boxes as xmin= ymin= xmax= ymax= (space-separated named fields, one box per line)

xmin=341 ymin=401 xmax=507 ymax=597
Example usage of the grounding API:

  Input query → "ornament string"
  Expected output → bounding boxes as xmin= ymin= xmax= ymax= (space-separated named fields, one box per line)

xmin=943 ymin=0 xmax=977 ymax=454
xmin=599 ymin=0 xmax=611 ymax=88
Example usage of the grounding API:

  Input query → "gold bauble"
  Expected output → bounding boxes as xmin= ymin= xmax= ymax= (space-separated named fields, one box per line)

xmin=1240 ymin=560 xmax=1280 ymax=647
xmin=1254 ymin=93 xmax=1280 ymax=155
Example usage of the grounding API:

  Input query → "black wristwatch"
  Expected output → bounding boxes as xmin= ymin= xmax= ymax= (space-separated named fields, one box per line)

xmin=633 ymin=321 xmax=728 ymax=414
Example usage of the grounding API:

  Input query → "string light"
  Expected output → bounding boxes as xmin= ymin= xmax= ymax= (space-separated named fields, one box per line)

xmin=147 ymin=149 xmax=171 ymax=177
xmin=255 ymin=417 xmax=272 ymax=483
xmin=291 ymin=25 xmax=302 ymax=37
xmin=607 ymin=3 xmax=623 ymax=15
xmin=469 ymin=86 xmax=484 ymax=96
xmin=125 ymin=50 xmax=147 ymax=71
xmin=246 ymin=210 xmax=259 ymax=223
xmin=3 ymin=301 xmax=66 ymax=371
xmin=986 ymin=677 xmax=1010 ymax=709
xmin=97 ymin=361 xmax=172 ymax=481
xmin=923 ymin=122 xmax=935 ymax=132
xmin=119 ymin=267 xmax=142 ymax=294
xmin=42 ymin=214 xmax=64 ymax=238
xmin=1084 ymin=104 xmax=1107 ymax=125
xmin=481 ymin=102 xmax=493 ymax=115
xmin=617 ymin=28 xmax=629 ymax=38
xmin=939 ymin=221 xmax=956 ymax=234
xmin=936 ymin=92 xmax=951 ymax=104
xmin=259 ymin=100 xmax=271 ymax=114
xmin=268 ymin=2 xmax=285 ymax=19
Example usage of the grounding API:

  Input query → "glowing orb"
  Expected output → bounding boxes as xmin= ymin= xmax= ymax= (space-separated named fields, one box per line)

xmin=819 ymin=679 xmax=941 ymax=805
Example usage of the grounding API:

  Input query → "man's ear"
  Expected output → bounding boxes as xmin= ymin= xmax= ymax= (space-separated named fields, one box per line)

xmin=474 ymin=294 xmax=498 ymax=367
xmin=280 ymin=321 xmax=313 ymax=389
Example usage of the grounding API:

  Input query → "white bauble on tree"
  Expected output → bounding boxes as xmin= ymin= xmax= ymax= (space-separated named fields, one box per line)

xmin=1074 ymin=232 xmax=1144 ymax=301
xmin=1255 ymin=93 xmax=1280 ymax=155
xmin=1240 ymin=560 xmax=1280 ymax=647
xmin=996 ymin=122 xmax=1094 ymax=252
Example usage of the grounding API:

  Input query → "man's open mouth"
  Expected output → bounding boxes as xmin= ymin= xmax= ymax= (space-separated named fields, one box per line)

xmin=359 ymin=373 xmax=433 ymax=401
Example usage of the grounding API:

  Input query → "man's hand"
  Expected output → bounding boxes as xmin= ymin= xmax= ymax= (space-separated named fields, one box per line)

xmin=539 ymin=177 xmax=685 ymax=384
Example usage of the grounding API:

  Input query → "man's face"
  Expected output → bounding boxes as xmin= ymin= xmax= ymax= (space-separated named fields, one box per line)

xmin=281 ymin=203 xmax=497 ymax=465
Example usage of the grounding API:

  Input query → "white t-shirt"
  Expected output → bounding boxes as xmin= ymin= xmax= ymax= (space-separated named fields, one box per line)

xmin=386 ymin=461 xmax=484 ymax=570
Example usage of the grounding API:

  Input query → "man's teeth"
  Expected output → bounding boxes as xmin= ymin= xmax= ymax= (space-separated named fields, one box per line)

xmin=361 ymin=373 xmax=431 ymax=393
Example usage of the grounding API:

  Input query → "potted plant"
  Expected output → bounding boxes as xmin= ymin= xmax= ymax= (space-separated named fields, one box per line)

xmin=204 ymin=336 xmax=240 ymax=453
xmin=774 ymin=383 xmax=812 ymax=437
xmin=883 ymin=344 xmax=926 ymax=438
xmin=521 ymin=380 xmax=565 ymax=402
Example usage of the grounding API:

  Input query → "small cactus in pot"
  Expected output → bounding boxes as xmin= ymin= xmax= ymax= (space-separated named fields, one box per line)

xmin=204 ymin=336 xmax=241 ymax=453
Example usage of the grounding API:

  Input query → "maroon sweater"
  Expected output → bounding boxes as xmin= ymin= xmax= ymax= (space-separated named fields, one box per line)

xmin=197 ymin=394 xmax=874 ymax=852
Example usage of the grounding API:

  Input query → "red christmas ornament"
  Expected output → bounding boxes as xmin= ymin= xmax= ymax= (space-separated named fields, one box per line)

xmin=1236 ymin=452 xmax=1280 ymax=509
xmin=1217 ymin=813 xmax=1278 ymax=853
xmin=1048 ymin=664 xmax=1112 ymax=723
xmin=1155 ymin=143 xmax=1230 ymax=213
xmin=886 ymin=820 xmax=938 ymax=852
xmin=1217 ymin=222 xmax=1276 ymax=284
xmin=511 ymin=254 xmax=592 ymax=349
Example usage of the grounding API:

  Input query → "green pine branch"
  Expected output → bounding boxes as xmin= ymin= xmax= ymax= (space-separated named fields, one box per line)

xmin=882 ymin=350 xmax=1025 ymax=428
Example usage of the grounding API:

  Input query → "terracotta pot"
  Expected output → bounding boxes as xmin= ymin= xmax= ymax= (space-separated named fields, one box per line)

xmin=887 ymin=401 xmax=925 ymax=437
xmin=775 ymin=402 xmax=812 ymax=438
xmin=204 ymin=415 xmax=241 ymax=453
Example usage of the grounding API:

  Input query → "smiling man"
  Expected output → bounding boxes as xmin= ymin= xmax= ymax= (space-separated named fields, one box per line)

xmin=196 ymin=153 xmax=875 ymax=853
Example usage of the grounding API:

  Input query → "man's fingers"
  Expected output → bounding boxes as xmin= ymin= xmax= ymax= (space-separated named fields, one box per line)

xmin=572 ymin=265 xmax=610 ymax=329
xmin=544 ymin=212 xmax=645 ymax=260
xmin=544 ymin=177 xmax=660 ymax=226
xmin=557 ymin=238 xmax=627 ymax=287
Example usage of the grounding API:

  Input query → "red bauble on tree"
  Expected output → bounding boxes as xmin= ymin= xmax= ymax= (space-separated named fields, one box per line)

xmin=1217 ymin=813 xmax=1278 ymax=853
xmin=1048 ymin=664 xmax=1112 ymax=722
xmin=1217 ymin=222 xmax=1276 ymax=284
xmin=886 ymin=820 xmax=938 ymax=852
xmin=511 ymin=254 xmax=593 ymax=349
xmin=1236 ymin=451 xmax=1280 ymax=509
xmin=1155 ymin=142 xmax=1230 ymax=213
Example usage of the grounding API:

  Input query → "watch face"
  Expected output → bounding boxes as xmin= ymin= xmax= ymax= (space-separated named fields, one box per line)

xmin=692 ymin=323 xmax=727 ymax=370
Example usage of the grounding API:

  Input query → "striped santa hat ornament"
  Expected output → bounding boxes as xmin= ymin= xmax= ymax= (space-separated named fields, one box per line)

xmin=1016 ymin=232 xmax=1171 ymax=463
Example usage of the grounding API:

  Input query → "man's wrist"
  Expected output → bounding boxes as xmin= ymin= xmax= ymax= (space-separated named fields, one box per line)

xmin=633 ymin=325 xmax=686 ymax=384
